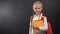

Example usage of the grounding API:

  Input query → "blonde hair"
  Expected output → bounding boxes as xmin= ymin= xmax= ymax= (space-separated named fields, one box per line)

xmin=33 ymin=1 xmax=43 ymax=6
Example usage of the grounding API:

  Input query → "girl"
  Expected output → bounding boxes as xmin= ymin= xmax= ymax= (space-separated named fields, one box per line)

xmin=29 ymin=1 xmax=53 ymax=34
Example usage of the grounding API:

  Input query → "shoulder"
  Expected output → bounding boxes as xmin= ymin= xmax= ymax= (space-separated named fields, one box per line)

xmin=42 ymin=15 xmax=47 ymax=18
xmin=30 ymin=15 xmax=33 ymax=21
xmin=30 ymin=15 xmax=33 ymax=19
xmin=41 ymin=13 xmax=47 ymax=18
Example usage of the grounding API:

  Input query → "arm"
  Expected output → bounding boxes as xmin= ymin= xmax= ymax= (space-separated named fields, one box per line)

xmin=30 ymin=21 xmax=31 ymax=27
xmin=29 ymin=21 xmax=34 ymax=34
xmin=39 ymin=17 xmax=48 ymax=31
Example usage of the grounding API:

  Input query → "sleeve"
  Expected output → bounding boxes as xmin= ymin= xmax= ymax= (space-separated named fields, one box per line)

xmin=29 ymin=16 xmax=32 ymax=27
xmin=30 ymin=21 xmax=32 ymax=27
xmin=39 ymin=17 xmax=48 ymax=31
xmin=29 ymin=16 xmax=33 ymax=34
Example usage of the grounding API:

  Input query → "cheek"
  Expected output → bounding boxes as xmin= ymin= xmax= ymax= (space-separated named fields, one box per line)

xmin=33 ymin=8 xmax=36 ymax=11
xmin=41 ymin=8 xmax=43 ymax=10
xmin=33 ymin=9 xmax=37 ymax=13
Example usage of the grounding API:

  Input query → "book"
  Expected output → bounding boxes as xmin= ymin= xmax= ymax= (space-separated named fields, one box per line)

xmin=33 ymin=20 xmax=44 ymax=33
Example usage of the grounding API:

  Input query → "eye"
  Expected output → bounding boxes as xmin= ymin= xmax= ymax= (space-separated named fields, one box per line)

xmin=35 ymin=8 xmax=37 ymax=9
xmin=38 ymin=8 xmax=40 ymax=9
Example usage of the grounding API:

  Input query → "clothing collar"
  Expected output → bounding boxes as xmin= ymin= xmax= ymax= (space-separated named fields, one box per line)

xmin=34 ymin=13 xmax=43 ymax=19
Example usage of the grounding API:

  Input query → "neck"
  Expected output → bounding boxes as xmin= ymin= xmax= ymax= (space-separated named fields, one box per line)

xmin=36 ymin=13 xmax=41 ymax=16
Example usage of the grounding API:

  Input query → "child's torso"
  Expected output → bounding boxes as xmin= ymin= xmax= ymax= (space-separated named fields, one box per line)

xmin=32 ymin=14 xmax=45 ymax=34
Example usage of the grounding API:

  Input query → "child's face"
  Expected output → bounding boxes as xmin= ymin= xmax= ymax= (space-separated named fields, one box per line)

xmin=33 ymin=2 xmax=43 ymax=15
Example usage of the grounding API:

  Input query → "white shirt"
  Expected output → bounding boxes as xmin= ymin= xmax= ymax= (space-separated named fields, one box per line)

xmin=29 ymin=13 xmax=48 ymax=34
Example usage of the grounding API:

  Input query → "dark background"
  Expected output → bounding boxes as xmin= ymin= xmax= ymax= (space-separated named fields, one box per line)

xmin=0 ymin=0 xmax=59 ymax=34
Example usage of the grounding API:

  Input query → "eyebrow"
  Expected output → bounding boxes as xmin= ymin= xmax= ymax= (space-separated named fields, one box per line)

xmin=35 ymin=2 xmax=40 ymax=4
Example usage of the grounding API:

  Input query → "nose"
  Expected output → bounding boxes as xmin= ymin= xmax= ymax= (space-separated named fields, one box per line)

xmin=36 ymin=9 xmax=39 ymax=11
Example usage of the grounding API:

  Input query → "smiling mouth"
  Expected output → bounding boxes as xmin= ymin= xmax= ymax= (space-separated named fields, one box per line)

xmin=36 ymin=11 xmax=40 ymax=12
